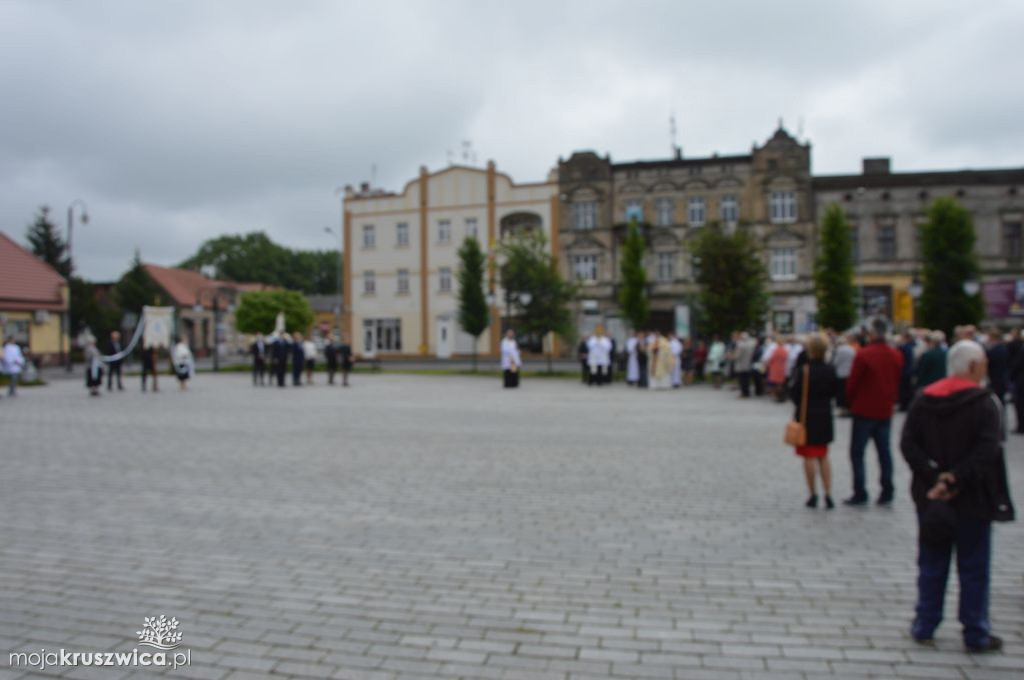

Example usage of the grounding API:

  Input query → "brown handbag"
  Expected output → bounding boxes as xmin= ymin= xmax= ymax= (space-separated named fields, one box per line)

xmin=784 ymin=364 xmax=809 ymax=447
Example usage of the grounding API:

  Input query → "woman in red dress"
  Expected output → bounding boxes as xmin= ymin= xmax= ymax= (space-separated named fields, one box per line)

xmin=790 ymin=334 xmax=840 ymax=509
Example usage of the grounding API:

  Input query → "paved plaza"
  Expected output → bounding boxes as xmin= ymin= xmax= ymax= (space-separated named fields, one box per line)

xmin=1 ymin=373 xmax=1022 ymax=680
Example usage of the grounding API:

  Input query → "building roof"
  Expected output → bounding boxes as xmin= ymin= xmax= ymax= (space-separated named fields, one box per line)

xmin=813 ymin=167 xmax=1024 ymax=191
xmin=306 ymin=294 xmax=343 ymax=313
xmin=612 ymin=153 xmax=752 ymax=172
xmin=0 ymin=231 xmax=68 ymax=312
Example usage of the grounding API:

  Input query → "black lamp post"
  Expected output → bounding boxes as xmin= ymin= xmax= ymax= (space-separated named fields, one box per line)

xmin=65 ymin=200 xmax=89 ymax=372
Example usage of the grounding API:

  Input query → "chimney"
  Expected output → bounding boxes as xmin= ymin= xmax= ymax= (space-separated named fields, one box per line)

xmin=862 ymin=157 xmax=891 ymax=175
xmin=360 ymin=181 xmax=370 ymax=193
xmin=674 ymin=146 xmax=682 ymax=160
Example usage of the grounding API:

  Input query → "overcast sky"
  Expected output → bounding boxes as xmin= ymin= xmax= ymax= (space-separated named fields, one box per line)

xmin=2 ymin=0 xmax=1022 ymax=281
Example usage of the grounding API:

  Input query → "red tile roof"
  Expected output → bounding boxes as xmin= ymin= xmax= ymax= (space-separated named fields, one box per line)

xmin=0 ymin=231 xmax=68 ymax=312
xmin=143 ymin=264 xmax=277 ymax=308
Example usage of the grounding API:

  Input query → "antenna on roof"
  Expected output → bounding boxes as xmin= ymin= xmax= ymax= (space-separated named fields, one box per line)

xmin=797 ymin=117 xmax=805 ymax=140
xmin=669 ymin=110 xmax=678 ymax=157
xmin=462 ymin=140 xmax=473 ymax=164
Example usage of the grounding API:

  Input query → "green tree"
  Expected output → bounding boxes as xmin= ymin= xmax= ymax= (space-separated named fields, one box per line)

xmin=691 ymin=223 xmax=768 ymax=338
xmin=179 ymin=231 xmax=340 ymax=294
xmin=814 ymin=204 xmax=857 ymax=331
xmin=234 ymin=289 xmax=314 ymax=335
xmin=499 ymin=231 xmax=575 ymax=372
xmin=618 ymin=219 xmax=649 ymax=330
xmin=917 ymin=197 xmax=983 ymax=337
xmin=25 ymin=206 xmax=70 ymax=277
xmin=69 ymin=277 xmax=120 ymax=343
xmin=113 ymin=251 xmax=167 ymax=319
xmin=456 ymin=236 xmax=490 ymax=371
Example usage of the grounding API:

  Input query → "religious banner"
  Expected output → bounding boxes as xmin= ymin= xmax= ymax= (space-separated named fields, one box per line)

xmin=143 ymin=306 xmax=175 ymax=349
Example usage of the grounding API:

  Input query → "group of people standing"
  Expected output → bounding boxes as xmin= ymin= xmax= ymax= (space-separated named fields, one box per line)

xmin=249 ymin=332 xmax=353 ymax=388
xmin=80 ymin=331 xmax=194 ymax=396
xmin=770 ymin=318 xmax=1014 ymax=653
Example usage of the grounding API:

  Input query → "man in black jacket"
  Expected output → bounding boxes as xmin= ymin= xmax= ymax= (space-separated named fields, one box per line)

xmin=106 ymin=331 xmax=124 ymax=391
xmin=900 ymin=340 xmax=1015 ymax=653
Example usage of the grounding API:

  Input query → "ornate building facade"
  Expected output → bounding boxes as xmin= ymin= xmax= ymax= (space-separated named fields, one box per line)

xmin=557 ymin=125 xmax=816 ymax=342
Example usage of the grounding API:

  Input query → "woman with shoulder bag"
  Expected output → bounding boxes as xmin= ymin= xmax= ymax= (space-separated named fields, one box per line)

xmin=789 ymin=334 xmax=840 ymax=509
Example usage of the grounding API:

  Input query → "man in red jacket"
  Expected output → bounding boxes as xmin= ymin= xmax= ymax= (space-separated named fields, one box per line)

xmin=844 ymin=317 xmax=905 ymax=505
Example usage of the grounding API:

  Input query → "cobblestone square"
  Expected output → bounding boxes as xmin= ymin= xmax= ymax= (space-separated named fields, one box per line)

xmin=1 ymin=374 xmax=1022 ymax=679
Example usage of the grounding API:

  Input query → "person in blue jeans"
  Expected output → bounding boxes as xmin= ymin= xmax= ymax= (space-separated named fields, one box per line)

xmin=900 ymin=340 xmax=1015 ymax=653
xmin=844 ymin=318 xmax=904 ymax=505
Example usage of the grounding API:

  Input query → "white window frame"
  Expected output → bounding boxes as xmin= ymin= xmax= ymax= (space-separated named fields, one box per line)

xmin=770 ymin=248 xmax=798 ymax=281
xmin=625 ymin=199 xmax=644 ymax=223
xmin=656 ymin=251 xmax=675 ymax=282
xmin=438 ymin=219 xmax=451 ymax=244
xmin=364 ymin=318 xmax=402 ymax=352
xmin=655 ymin=198 xmax=674 ymax=227
xmin=397 ymin=268 xmax=409 ymax=294
xmin=363 ymin=270 xmax=376 ymax=294
xmin=362 ymin=224 xmax=376 ymax=249
xmin=574 ymin=201 xmax=597 ymax=230
xmin=439 ymin=267 xmax=452 ymax=293
xmin=688 ymin=197 xmax=706 ymax=226
xmin=720 ymin=194 xmax=738 ymax=223
xmin=769 ymin=191 xmax=797 ymax=224
xmin=571 ymin=254 xmax=599 ymax=283
xmin=465 ymin=217 xmax=478 ymax=240
xmin=396 ymin=222 xmax=409 ymax=247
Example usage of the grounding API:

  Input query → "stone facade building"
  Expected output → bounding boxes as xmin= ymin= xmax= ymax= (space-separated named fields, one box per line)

xmin=813 ymin=160 xmax=1024 ymax=326
xmin=557 ymin=125 xmax=816 ymax=342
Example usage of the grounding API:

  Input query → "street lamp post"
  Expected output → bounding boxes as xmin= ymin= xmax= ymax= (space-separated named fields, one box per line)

xmin=65 ymin=200 xmax=88 ymax=371
xmin=324 ymin=227 xmax=343 ymax=334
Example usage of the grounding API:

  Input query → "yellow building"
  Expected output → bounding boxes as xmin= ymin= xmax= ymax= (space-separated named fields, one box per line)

xmin=342 ymin=162 xmax=558 ymax=358
xmin=0 ymin=231 xmax=69 ymax=366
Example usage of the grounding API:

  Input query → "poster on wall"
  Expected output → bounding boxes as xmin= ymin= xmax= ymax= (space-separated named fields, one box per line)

xmin=982 ymin=279 xmax=1024 ymax=318
xmin=674 ymin=305 xmax=690 ymax=339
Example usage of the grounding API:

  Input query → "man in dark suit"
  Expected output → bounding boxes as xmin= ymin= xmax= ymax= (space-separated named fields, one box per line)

xmin=338 ymin=334 xmax=353 ymax=387
xmin=272 ymin=334 xmax=290 ymax=387
xmin=107 ymin=331 xmax=124 ymax=391
xmin=250 ymin=333 xmax=267 ymax=386
xmin=291 ymin=333 xmax=305 ymax=386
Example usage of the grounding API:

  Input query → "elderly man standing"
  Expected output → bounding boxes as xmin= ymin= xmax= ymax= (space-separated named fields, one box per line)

xmin=845 ymin=318 xmax=904 ymax=506
xmin=900 ymin=340 xmax=1014 ymax=652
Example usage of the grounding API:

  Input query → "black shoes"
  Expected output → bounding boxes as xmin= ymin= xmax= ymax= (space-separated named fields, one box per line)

xmin=805 ymin=495 xmax=818 ymax=508
xmin=843 ymin=494 xmax=869 ymax=506
xmin=824 ymin=496 xmax=835 ymax=510
xmin=877 ymin=492 xmax=895 ymax=506
xmin=966 ymin=635 xmax=1003 ymax=653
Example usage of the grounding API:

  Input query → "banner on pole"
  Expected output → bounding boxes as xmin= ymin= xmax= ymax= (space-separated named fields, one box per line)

xmin=143 ymin=306 xmax=174 ymax=349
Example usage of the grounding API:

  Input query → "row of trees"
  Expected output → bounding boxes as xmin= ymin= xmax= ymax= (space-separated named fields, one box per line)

xmin=452 ymin=195 xmax=986 ymax=361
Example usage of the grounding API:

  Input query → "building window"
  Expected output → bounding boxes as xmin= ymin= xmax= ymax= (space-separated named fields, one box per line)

xmin=851 ymin=226 xmax=860 ymax=263
xmin=691 ymin=254 xmax=702 ymax=281
xmin=720 ymin=194 xmax=738 ymax=223
xmin=770 ymin=248 xmax=797 ymax=281
xmin=772 ymin=310 xmax=794 ymax=334
xmin=1004 ymin=222 xmax=1022 ymax=259
xmin=465 ymin=217 xmax=478 ymax=240
xmin=657 ymin=252 xmax=675 ymax=282
xmin=625 ymin=199 xmax=644 ymax=222
xmin=655 ymin=198 xmax=674 ymax=227
xmin=363 ymin=271 xmax=375 ymax=295
xmin=574 ymin=201 xmax=597 ymax=230
xmin=769 ymin=191 xmax=797 ymax=223
xmin=572 ymin=254 xmax=599 ymax=282
xmin=397 ymin=269 xmax=409 ymax=294
xmin=3 ymin=319 xmax=29 ymax=345
xmin=362 ymin=224 xmax=376 ymax=248
xmin=396 ymin=222 xmax=409 ymax=247
xmin=363 ymin=318 xmax=402 ymax=353
xmin=439 ymin=267 xmax=452 ymax=292
xmin=877 ymin=225 xmax=896 ymax=261
xmin=688 ymin=197 xmax=706 ymax=226
xmin=438 ymin=219 xmax=451 ymax=244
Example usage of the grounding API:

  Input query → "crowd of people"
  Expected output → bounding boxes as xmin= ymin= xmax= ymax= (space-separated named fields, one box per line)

xmin=249 ymin=331 xmax=354 ymax=388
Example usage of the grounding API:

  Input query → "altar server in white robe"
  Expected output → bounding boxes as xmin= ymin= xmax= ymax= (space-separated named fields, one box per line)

xmin=500 ymin=330 xmax=522 ymax=388
xmin=586 ymin=327 xmax=612 ymax=386
xmin=625 ymin=334 xmax=640 ymax=385
xmin=668 ymin=332 xmax=684 ymax=388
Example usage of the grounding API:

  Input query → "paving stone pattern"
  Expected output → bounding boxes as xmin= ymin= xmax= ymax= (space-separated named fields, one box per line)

xmin=1 ymin=374 xmax=1022 ymax=679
